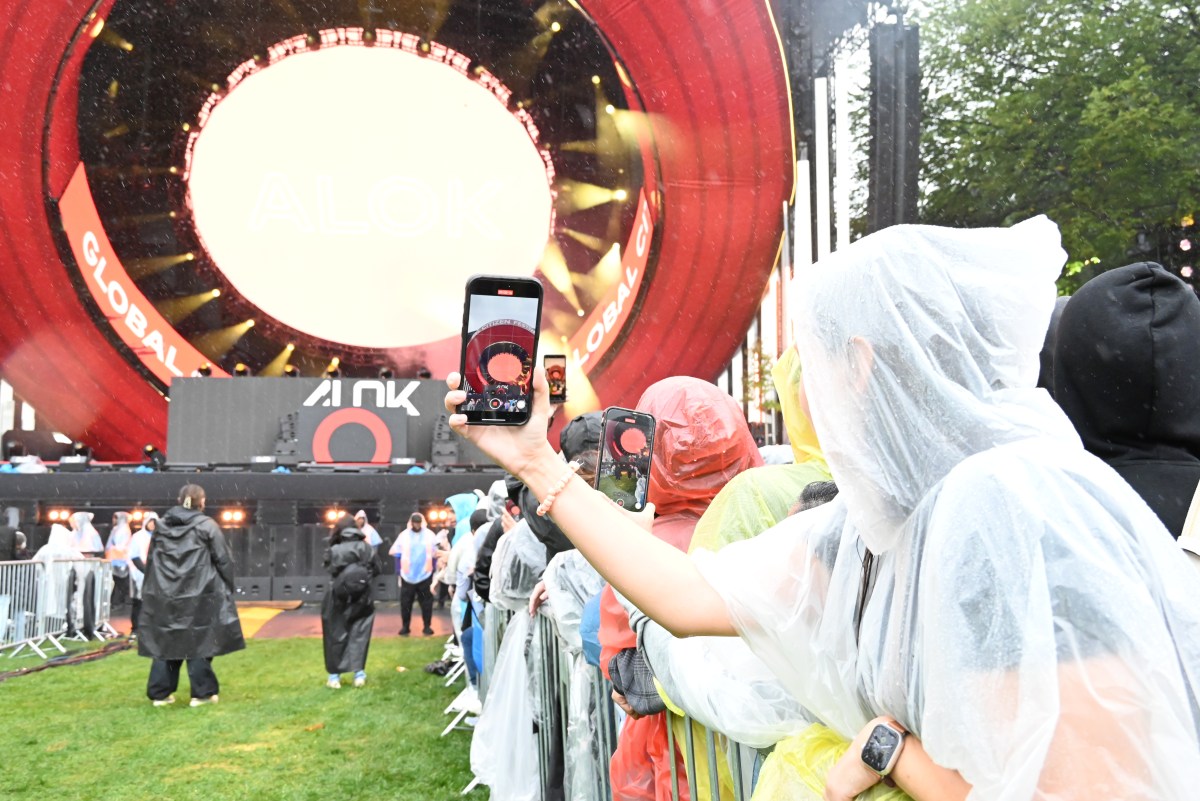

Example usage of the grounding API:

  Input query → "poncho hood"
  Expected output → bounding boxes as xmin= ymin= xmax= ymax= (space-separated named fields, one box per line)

xmin=635 ymin=376 xmax=763 ymax=518
xmin=795 ymin=215 xmax=1073 ymax=552
xmin=772 ymin=346 xmax=826 ymax=468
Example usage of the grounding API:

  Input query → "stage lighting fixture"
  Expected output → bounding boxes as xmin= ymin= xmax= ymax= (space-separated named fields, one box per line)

xmin=198 ymin=363 xmax=213 ymax=377
xmin=210 ymin=288 xmax=221 ymax=298
xmin=46 ymin=508 xmax=72 ymax=523
xmin=416 ymin=367 xmax=433 ymax=379
xmin=143 ymin=444 xmax=167 ymax=469
xmin=283 ymin=365 xmax=299 ymax=377
xmin=605 ymin=104 xmax=615 ymax=115
xmin=379 ymin=367 xmax=394 ymax=380
xmin=219 ymin=508 xmax=246 ymax=526
xmin=324 ymin=508 xmax=345 ymax=524
xmin=131 ymin=510 xmax=144 ymax=522
xmin=422 ymin=504 xmax=454 ymax=526
xmin=613 ymin=189 xmax=628 ymax=201
xmin=550 ymin=21 xmax=562 ymax=32
xmin=591 ymin=75 xmax=601 ymax=85
xmin=234 ymin=363 xmax=252 ymax=377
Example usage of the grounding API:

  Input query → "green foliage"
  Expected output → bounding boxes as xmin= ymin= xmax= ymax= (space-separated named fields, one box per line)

xmin=918 ymin=0 xmax=1200 ymax=291
xmin=0 ymin=638 xmax=475 ymax=800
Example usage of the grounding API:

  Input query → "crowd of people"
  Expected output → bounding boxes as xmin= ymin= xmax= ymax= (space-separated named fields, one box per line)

xmin=448 ymin=217 xmax=1200 ymax=801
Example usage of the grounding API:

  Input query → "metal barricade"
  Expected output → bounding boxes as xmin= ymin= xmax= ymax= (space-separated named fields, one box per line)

xmin=478 ymin=603 xmax=762 ymax=801
xmin=0 ymin=560 xmax=65 ymax=658
xmin=1 ymin=559 xmax=118 ymax=659
xmin=480 ymin=604 xmax=512 ymax=704
xmin=530 ymin=611 xmax=620 ymax=801
xmin=665 ymin=710 xmax=760 ymax=801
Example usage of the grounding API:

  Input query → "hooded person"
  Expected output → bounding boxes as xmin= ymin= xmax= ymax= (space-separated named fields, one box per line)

xmin=622 ymin=348 xmax=834 ymax=800
xmin=601 ymin=376 xmax=763 ymax=801
xmin=322 ymin=514 xmax=381 ymax=688
xmin=106 ymin=511 xmax=133 ymax=606
xmin=128 ymin=512 xmax=158 ymax=635
xmin=470 ymin=479 xmax=512 ymax=603
xmin=67 ymin=511 xmax=103 ymax=556
xmin=446 ymin=492 xmax=479 ymax=546
xmin=139 ymin=484 xmax=244 ymax=707
xmin=690 ymin=217 xmax=1200 ymax=799
xmin=1053 ymin=261 xmax=1200 ymax=538
xmin=33 ymin=523 xmax=86 ymax=635
xmin=352 ymin=510 xmax=383 ymax=549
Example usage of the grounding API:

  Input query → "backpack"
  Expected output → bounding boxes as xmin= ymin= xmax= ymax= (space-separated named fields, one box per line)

xmin=333 ymin=561 xmax=371 ymax=601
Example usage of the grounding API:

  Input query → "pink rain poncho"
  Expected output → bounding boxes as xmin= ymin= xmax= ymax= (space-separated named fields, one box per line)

xmin=694 ymin=217 xmax=1200 ymax=800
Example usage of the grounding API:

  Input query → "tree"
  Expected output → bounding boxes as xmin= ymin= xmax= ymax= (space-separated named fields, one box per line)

xmin=917 ymin=0 xmax=1200 ymax=292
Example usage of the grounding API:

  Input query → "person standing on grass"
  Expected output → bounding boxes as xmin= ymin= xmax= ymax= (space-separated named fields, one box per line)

xmin=322 ymin=514 xmax=380 ymax=689
xmin=139 ymin=484 xmax=244 ymax=707
xmin=389 ymin=512 xmax=435 ymax=636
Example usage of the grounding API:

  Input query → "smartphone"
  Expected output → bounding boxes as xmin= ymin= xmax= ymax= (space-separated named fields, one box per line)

xmin=544 ymin=354 xmax=567 ymax=404
xmin=458 ymin=275 xmax=544 ymax=425
xmin=595 ymin=407 xmax=656 ymax=512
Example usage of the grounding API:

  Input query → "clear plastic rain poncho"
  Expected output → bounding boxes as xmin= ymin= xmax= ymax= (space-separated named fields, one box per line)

xmin=694 ymin=217 xmax=1200 ymax=800
xmin=487 ymin=520 xmax=547 ymax=614
xmin=542 ymin=549 xmax=607 ymax=801
xmin=471 ymin=520 xmax=548 ymax=800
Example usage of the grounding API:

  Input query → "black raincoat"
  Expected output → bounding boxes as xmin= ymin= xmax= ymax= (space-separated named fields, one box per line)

xmin=137 ymin=506 xmax=245 ymax=660
xmin=321 ymin=527 xmax=380 ymax=674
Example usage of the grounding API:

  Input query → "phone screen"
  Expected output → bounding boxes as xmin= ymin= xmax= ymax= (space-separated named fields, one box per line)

xmin=544 ymin=354 xmax=567 ymax=404
xmin=458 ymin=275 xmax=544 ymax=425
xmin=595 ymin=407 xmax=655 ymax=512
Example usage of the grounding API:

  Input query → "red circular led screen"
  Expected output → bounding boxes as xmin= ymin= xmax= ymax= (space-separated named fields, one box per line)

xmin=0 ymin=0 xmax=793 ymax=459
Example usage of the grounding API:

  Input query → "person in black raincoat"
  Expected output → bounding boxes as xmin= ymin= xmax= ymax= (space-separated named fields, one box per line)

xmin=139 ymin=484 xmax=244 ymax=706
xmin=1054 ymin=261 xmax=1200 ymax=538
xmin=322 ymin=514 xmax=380 ymax=689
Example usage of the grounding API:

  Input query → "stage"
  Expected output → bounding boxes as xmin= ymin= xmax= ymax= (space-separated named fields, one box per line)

xmin=0 ymin=468 xmax=505 ymax=603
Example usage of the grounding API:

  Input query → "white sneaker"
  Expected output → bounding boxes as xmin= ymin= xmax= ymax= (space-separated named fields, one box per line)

xmin=327 ymin=677 xmax=342 ymax=689
xmin=189 ymin=695 xmax=219 ymax=707
xmin=353 ymin=674 xmax=366 ymax=688
xmin=151 ymin=695 xmax=175 ymax=707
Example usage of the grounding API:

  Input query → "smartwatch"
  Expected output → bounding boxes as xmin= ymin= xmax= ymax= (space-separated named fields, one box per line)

xmin=861 ymin=719 xmax=908 ymax=780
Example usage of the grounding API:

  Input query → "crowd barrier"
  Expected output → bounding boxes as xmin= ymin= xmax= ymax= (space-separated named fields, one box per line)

xmin=474 ymin=601 xmax=760 ymax=801
xmin=0 ymin=559 xmax=118 ymax=659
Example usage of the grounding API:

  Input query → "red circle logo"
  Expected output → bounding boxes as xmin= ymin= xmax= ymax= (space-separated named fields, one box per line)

xmin=311 ymin=408 xmax=392 ymax=463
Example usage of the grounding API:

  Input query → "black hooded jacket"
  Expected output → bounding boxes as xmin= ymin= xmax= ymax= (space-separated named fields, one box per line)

xmin=1053 ymin=262 xmax=1200 ymax=537
xmin=137 ymin=506 xmax=246 ymax=659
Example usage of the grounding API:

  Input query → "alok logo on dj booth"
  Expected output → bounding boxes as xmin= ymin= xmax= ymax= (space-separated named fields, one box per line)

xmin=303 ymin=379 xmax=421 ymax=416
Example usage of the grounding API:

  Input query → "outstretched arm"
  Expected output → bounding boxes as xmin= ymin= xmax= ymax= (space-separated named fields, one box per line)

xmin=445 ymin=368 xmax=733 ymax=638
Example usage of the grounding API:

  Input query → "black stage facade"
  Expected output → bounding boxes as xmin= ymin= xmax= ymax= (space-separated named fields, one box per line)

xmin=0 ymin=469 xmax=504 ymax=603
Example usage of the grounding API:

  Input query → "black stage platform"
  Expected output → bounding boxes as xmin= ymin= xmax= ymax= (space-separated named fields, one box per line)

xmin=0 ymin=468 xmax=505 ymax=603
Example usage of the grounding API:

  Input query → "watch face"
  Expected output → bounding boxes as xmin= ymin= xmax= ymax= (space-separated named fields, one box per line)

xmin=862 ymin=724 xmax=902 ymax=774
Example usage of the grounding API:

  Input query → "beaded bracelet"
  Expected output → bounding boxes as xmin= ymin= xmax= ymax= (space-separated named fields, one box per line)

xmin=536 ymin=460 xmax=582 ymax=517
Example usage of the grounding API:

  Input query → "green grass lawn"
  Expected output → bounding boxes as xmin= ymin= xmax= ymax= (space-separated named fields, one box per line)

xmin=0 ymin=638 xmax=477 ymax=800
